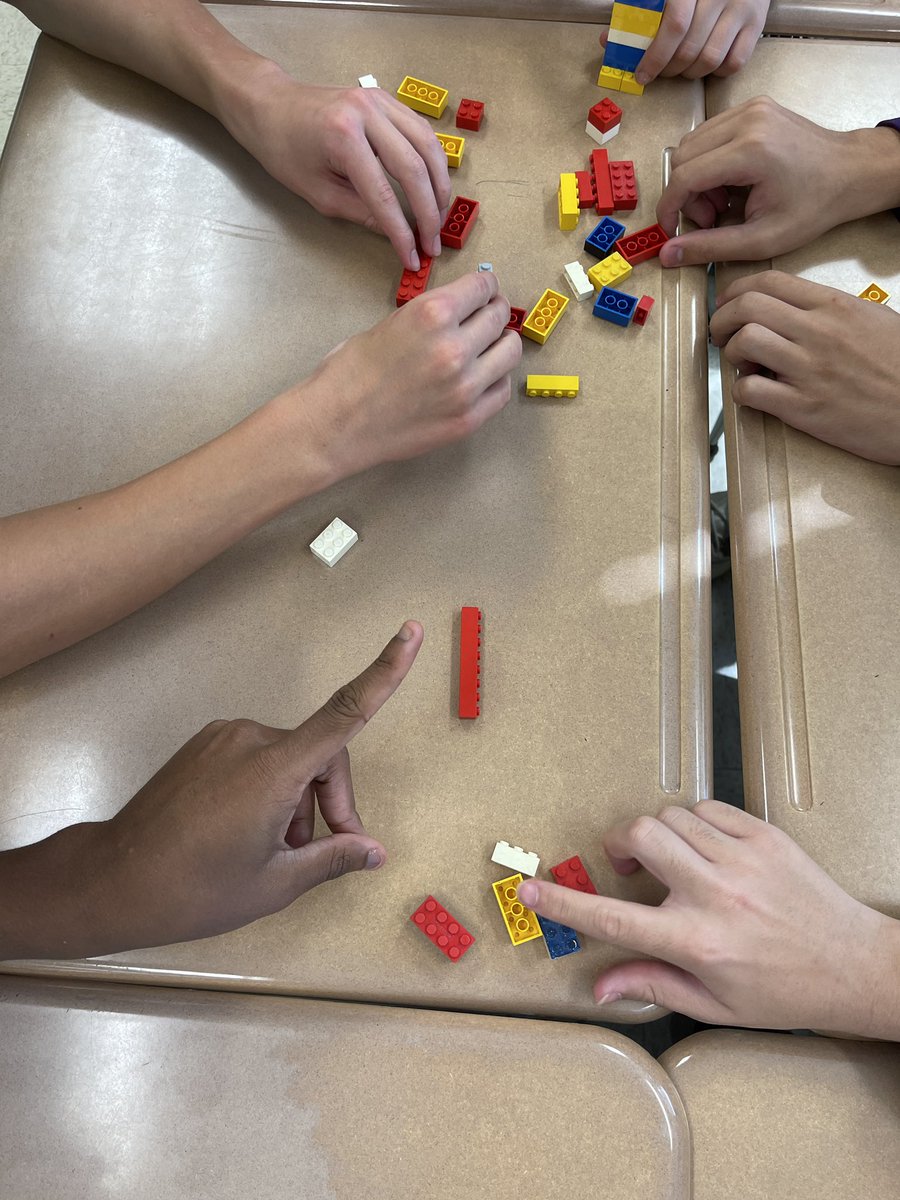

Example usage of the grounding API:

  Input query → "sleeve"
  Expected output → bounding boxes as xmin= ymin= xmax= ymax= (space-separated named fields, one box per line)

xmin=876 ymin=119 xmax=900 ymax=220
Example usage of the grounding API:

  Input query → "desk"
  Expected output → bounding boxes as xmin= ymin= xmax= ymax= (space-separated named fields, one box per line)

xmin=0 ymin=7 xmax=710 ymax=1020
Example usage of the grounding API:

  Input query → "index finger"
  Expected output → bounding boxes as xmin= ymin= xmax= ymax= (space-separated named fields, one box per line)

xmin=415 ymin=270 xmax=500 ymax=325
xmin=634 ymin=0 xmax=693 ymax=84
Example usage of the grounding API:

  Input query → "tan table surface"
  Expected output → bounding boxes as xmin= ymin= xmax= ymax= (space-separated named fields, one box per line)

xmin=706 ymin=40 xmax=900 ymax=916
xmin=0 ymin=9 xmax=710 ymax=1019
xmin=0 ymin=976 xmax=691 ymax=1199
xmin=662 ymin=1029 xmax=900 ymax=1199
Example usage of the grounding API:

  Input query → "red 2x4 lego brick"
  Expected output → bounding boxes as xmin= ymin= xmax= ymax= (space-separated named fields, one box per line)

xmin=440 ymin=197 xmax=480 ymax=250
xmin=610 ymin=160 xmax=637 ymax=211
xmin=396 ymin=254 xmax=433 ymax=306
xmin=589 ymin=149 xmax=614 ymax=216
xmin=459 ymin=605 xmax=481 ymax=718
xmin=410 ymin=896 xmax=475 ymax=961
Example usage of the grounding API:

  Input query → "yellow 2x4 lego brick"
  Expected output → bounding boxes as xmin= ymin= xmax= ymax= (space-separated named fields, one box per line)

xmin=526 ymin=375 xmax=580 ymax=398
xmin=493 ymin=874 xmax=544 ymax=945
xmin=610 ymin=2 xmax=663 ymax=38
xmin=558 ymin=173 xmax=580 ymax=232
xmin=587 ymin=251 xmax=633 ymax=291
xmin=396 ymin=75 xmax=449 ymax=119
xmin=522 ymin=289 xmax=569 ymax=345
xmin=435 ymin=132 xmax=465 ymax=168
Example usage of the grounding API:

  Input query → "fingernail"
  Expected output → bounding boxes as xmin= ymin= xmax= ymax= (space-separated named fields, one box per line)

xmin=635 ymin=70 xmax=649 ymax=84
xmin=410 ymin=250 xmax=420 ymax=271
xmin=396 ymin=622 xmax=412 ymax=642
xmin=596 ymin=991 xmax=623 ymax=1006
xmin=431 ymin=236 xmax=441 ymax=257
xmin=667 ymin=243 xmax=684 ymax=267
xmin=517 ymin=880 xmax=538 ymax=906
xmin=365 ymin=848 xmax=385 ymax=870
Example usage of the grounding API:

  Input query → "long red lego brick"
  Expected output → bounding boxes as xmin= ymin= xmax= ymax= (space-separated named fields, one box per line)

xmin=410 ymin=896 xmax=476 ymax=961
xmin=459 ymin=605 xmax=481 ymax=718
xmin=550 ymin=856 xmax=598 ymax=895
xmin=590 ymin=149 xmax=614 ymax=216
xmin=616 ymin=223 xmax=668 ymax=265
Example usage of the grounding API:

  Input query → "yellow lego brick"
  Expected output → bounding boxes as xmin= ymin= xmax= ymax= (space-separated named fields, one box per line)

xmin=587 ymin=251 xmax=633 ymax=291
xmin=610 ymin=2 xmax=662 ymax=38
xmin=522 ymin=288 xmax=569 ymax=345
xmin=597 ymin=65 xmax=624 ymax=91
xmin=619 ymin=71 xmax=646 ymax=96
xmin=492 ymin=874 xmax=544 ymax=945
xmin=526 ymin=375 xmax=580 ymax=398
xmin=558 ymin=172 xmax=580 ymax=232
xmin=858 ymin=281 xmax=890 ymax=304
xmin=396 ymin=75 xmax=449 ymax=119
xmin=435 ymin=132 xmax=465 ymax=168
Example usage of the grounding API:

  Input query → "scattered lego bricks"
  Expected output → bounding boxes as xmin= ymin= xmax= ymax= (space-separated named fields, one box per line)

xmin=396 ymin=75 xmax=449 ymax=119
xmin=440 ymin=197 xmax=480 ymax=249
xmin=396 ymin=252 xmax=434 ymax=306
xmin=459 ymin=605 xmax=481 ymax=719
xmin=491 ymin=841 xmax=540 ymax=877
xmin=858 ymin=281 xmax=891 ymax=303
xmin=574 ymin=170 xmax=596 ymax=209
xmin=550 ymin=856 xmax=598 ymax=895
xmin=410 ymin=896 xmax=475 ymax=962
xmin=616 ymin=222 xmax=667 ymax=265
xmin=558 ymin=173 xmax=580 ymax=232
xmin=609 ymin=160 xmax=638 ymax=210
xmin=525 ymin=375 xmax=580 ymax=398
xmin=536 ymin=915 xmax=582 ymax=960
xmin=593 ymin=285 xmax=639 ymax=327
xmin=563 ymin=261 xmax=593 ymax=302
xmin=590 ymin=149 xmax=614 ymax=216
xmin=435 ymin=132 xmax=465 ymax=168
xmin=506 ymin=306 xmax=528 ymax=335
xmin=587 ymin=251 xmax=633 ymax=292
xmin=492 ymin=874 xmax=543 ymax=945
xmin=584 ymin=216 xmax=626 ymax=259
xmin=633 ymin=294 xmax=655 ymax=326
xmin=523 ymin=288 xmax=569 ymax=345
xmin=309 ymin=518 xmax=358 ymax=567
xmin=456 ymin=98 xmax=485 ymax=131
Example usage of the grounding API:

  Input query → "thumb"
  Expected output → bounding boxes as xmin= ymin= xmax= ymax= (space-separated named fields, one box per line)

xmin=286 ymin=832 xmax=387 ymax=896
xmin=660 ymin=222 xmax=774 ymax=267
xmin=594 ymin=959 xmax=726 ymax=1023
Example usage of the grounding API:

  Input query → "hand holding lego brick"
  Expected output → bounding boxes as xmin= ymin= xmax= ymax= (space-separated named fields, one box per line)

xmin=518 ymin=802 xmax=900 ymax=1040
xmin=711 ymin=271 xmax=900 ymax=464
xmin=657 ymin=98 xmax=900 ymax=266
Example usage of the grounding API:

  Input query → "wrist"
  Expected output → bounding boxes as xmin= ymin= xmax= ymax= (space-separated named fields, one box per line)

xmin=207 ymin=51 xmax=292 ymax=152
xmin=835 ymin=128 xmax=900 ymax=224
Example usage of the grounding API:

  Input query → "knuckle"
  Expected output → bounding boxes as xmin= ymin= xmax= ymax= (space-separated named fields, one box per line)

xmin=417 ymin=292 xmax=452 ymax=332
xmin=657 ymin=804 xmax=686 ymax=826
xmin=432 ymin=336 xmax=468 ymax=380
xmin=697 ymin=44 xmax=725 ymax=72
xmin=324 ymin=844 xmax=352 ymax=881
xmin=629 ymin=814 xmax=662 ymax=851
xmin=594 ymin=906 xmax=627 ymax=946
xmin=323 ymin=680 xmax=367 ymax=727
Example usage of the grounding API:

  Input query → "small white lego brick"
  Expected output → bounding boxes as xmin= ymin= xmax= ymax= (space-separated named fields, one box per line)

xmin=358 ymin=74 xmax=379 ymax=88
xmin=310 ymin=518 xmax=358 ymax=566
xmin=563 ymin=261 xmax=593 ymax=302
xmin=477 ymin=263 xmax=494 ymax=272
xmin=607 ymin=28 xmax=654 ymax=50
xmin=491 ymin=840 xmax=540 ymax=877
xmin=585 ymin=120 xmax=620 ymax=147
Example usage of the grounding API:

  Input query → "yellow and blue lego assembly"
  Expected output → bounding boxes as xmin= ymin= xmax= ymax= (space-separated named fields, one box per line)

xmin=492 ymin=874 xmax=544 ymax=945
xmin=599 ymin=0 xmax=665 ymax=95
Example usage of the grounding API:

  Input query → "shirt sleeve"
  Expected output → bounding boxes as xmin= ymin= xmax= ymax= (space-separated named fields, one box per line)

xmin=876 ymin=119 xmax=900 ymax=220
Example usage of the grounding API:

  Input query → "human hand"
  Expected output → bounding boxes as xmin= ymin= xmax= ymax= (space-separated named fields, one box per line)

xmin=223 ymin=66 xmax=451 ymax=269
xmin=656 ymin=97 xmax=900 ymax=266
xmin=711 ymin=271 xmax=900 ymax=464
xmin=518 ymin=801 xmax=900 ymax=1037
xmin=600 ymin=0 xmax=768 ymax=82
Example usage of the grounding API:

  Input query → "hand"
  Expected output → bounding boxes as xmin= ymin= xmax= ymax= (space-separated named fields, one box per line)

xmin=293 ymin=272 xmax=522 ymax=484
xmin=711 ymin=271 xmax=900 ymax=464
xmin=518 ymin=802 xmax=900 ymax=1037
xmin=223 ymin=66 xmax=451 ymax=269
xmin=600 ymin=0 xmax=768 ymax=82
xmin=656 ymin=97 xmax=900 ymax=266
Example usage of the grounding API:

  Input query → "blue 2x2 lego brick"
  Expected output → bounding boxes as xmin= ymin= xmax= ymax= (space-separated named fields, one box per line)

xmin=603 ymin=39 xmax=647 ymax=73
xmin=585 ymin=216 xmax=627 ymax=259
xmin=593 ymin=286 xmax=639 ymax=327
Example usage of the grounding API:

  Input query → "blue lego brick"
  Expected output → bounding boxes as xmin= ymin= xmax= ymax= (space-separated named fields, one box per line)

xmin=584 ymin=216 xmax=626 ymax=259
xmin=616 ymin=0 xmax=666 ymax=11
xmin=603 ymin=40 xmax=646 ymax=73
xmin=593 ymin=286 xmax=639 ymax=327
xmin=537 ymin=916 xmax=582 ymax=960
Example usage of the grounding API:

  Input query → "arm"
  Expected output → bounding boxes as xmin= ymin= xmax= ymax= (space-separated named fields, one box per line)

xmin=13 ymin=0 xmax=450 ymax=266
xmin=0 ymin=621 xmax=422 ymax=960
xmin=1 ymin=274 xmax=520 ymax=677
xmin=518 ymin=802 xmax=900 ymax=1041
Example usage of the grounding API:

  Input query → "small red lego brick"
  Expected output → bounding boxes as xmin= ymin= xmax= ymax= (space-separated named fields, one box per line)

xmin=633 ymin=295 xmax=655 ymax=327
xmin=410 ymin=896 xmax=475 ymax=962
xmin=459 ymin=605 xmax=481 ymax=718
xmin=455 ymin=98 xmax=485 ymax=131
xmin=550 ymin=856 xmax=598 ymax=895
xmin=506 ymin=306 xmax=527 ymax=335
xmin=587 ymin=97 xmax=622 ymax=134
xmin=396 ymin=253 xmax=433 ymax=306
xmin=574 ymin=170 xmax=596 ymax=209
xmin=589 ymin=149 xmax=614 ymax=216
xmin=616 ymin=223 xmax=668 ymax=266
xmin=440 ymin=196 xmax=480 ymax=250
xmin=609 ymin=160 xmax=637 ymax=211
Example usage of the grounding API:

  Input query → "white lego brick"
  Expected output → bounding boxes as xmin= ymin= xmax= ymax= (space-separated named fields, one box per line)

xmin=358 ymin=74 xmax=379 ymax=88
xmin=607 ymin=28 xmax=653 ymax=50
xmin=491 ymin=840 xmax=540 ymax=877
xmin=310 ymin=518 xmax=358 ymax=566
xmin=563 ymin=261 xmax=593 ymax=303
xmin=477 ymin=263 xmax=494 ymax=272
xmin=585 ymin=120 xmax=621 ymax=147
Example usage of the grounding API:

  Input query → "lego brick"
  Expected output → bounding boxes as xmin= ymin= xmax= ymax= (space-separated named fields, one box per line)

xmin=558 ymin=172 xmax=580 ymax=231
xmin=633 ymin=294 xmax=655 ymax=326
xmin=309 ymin=517 xmax=358 ymax=566
xmin=619 ymin=72 xmax=646 ymax=96
xmin=550 ymin=855 xmax=598 ymax=895
xmin=584 ymin=216 xmax=626 ymax=259
xmin=477 ymin=263 xmax=493 ymax=272
xmin=357 ymin=74 xmax=379 ymax=88
xmin=525 ymin=374 xmax=580 ymax=398
xmin=492 ymin=874 xmax=544 ymax=946
xmin=574 ymin=170 xmax=596 ymax=209
xmin=537 ymin=915 xmax=582 ymax=960
xmin=610 ymin=160 xmax=638 ymax=210
xmin=610 ymin=2 xmax=663 ymax=36
xmin=858 ymin=282 xmax=890 ymax=303
xmin=593 ymin=285 xmax=639 ymax=327
xmin=440 ymin=197 xmax=480 ymax=250
xmin=587 ymin=251 xmax=633 ymax=291
xmin=455 ymin=98 xmax=484 ymax=131
xmin=588 ymin=97 xmax=623 ymax=134
xmin=602 ymin=39 xmax=646 ymax=74
xmin=616 ymin=0 xmax=665 ymax=12
xmin=585 ymin=120 xmax=621 ymax=147
xmin=522 ymin=288 xmax=569 ymax=345
xmin=458 ymin=605 xmax=481 ymax=719
xmin=616 ymin=223 xmax=668 ymax=265
xmin=491 ymin=840 xmax=541 ymax=876
xmin=410 ymin=896 xmax=475 ymax=962
xmin=608 ymin=27 xmax=654 ymax=50
xmin=396 ymin=253 xmax=434 ymax=305
xmin=435 ymin=132 xmax=465 ymax=168
xmin=506 ymin=306 xmax=527 ymax=335
xmin=597 ymin=65 xmax=625 ymax=92
xmin=396 ymin=75 xmax=449 ymax=119
xmin=590 ymin=149 xmax=614 ymax=215
xmin=563 ymin=261 xmax=593 ymax=302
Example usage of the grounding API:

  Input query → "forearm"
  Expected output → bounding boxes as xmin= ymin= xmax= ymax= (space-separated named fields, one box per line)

xmin=836 ymin=127 xmax=900 ymax=225
xmin=847 ymin=913 xmax=900 ymax=1042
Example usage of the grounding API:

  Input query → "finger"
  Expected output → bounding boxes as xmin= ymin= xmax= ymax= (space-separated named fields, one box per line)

xmin=680 ymin=10 xmax=747 ymax=78
xmin=459 ymin=291 xmax=513 ymax=355
xmin=381 ymin=99 xmax=453 ymax=224
xmin=284 ymin=831 xmax=387 ymax=895
xmin=655 ymin=803 xmax=736 ymax=862
xmin=720 ymin=324 xmax=802 ymax=377
xmin=364 ymin=111 xmax=447 ymax=258
xmin=593 ymin=959 xmax=728 ymax=1023
xmin=517 ymin=878 xmax=682 ymax=961
xmin=601 ymin=814 xmax=712 ymax=888
xmin=710 ymin=292 xmax=809 ymax=347
xmin=657 ymin=143 xmax=760 ymax=241
xmin=678 ymin=186 xmax=731 ymax=231
xmin=714 ymin=22 xmax=762 ymax=76
xmin=692 ymin=798 xmax=764 ymax=838
xmin=659 ymin=217 xmax=780 ymax=266
xmin=418 ymin=271 xmax=500 ymax=327
xmin=716 ymin=270 xmax=833 ymax=310
xmin=664 ymin=2 xmax=726 ymax=78
xmin=313 ymin=746 xmax=366 ymax=836
xmin=669 ymin=106 xmax=742 ymax=168
xmin=731 ymin=372 xmax=802 ymax=420
xmin=285 ymin=783 xmax=316 ymax=848
xmin=634 ymin=0 xmax=694 ymax=83
xmin=463 ymin=372 xmax=515 ymax=434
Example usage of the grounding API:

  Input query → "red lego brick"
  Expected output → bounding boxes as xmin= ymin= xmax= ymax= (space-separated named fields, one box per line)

xmin=633 ymin=295 xmax=655 ymax=327
xmin=410 ymin=896 xmax=475 ymax=961
xmin=574 ymin=170 xmax=596 ymax=209
xmin=609 ymin=160 xmax=637 ymax=212
xmin=589 ymin=149 xmax=614 ymax=216
xmin=550 ymin=856 xmax=598 ymax=895
xmin=396 ymin=253 xmax=433 ymax=306
xmin=506 ymin=306 xmax=527 ymax=335
xmin=587 ymin=97 xmax=622 ymax=134
xmin=615 ymin=223 xmax=668 ymax=266
xmin=455 ymin=98 xmax=484 ymax=131
xmin=440 ymin=196 xmax=480 ymax=250
xmin=459 ymin=605 xmax=481 ymax=718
